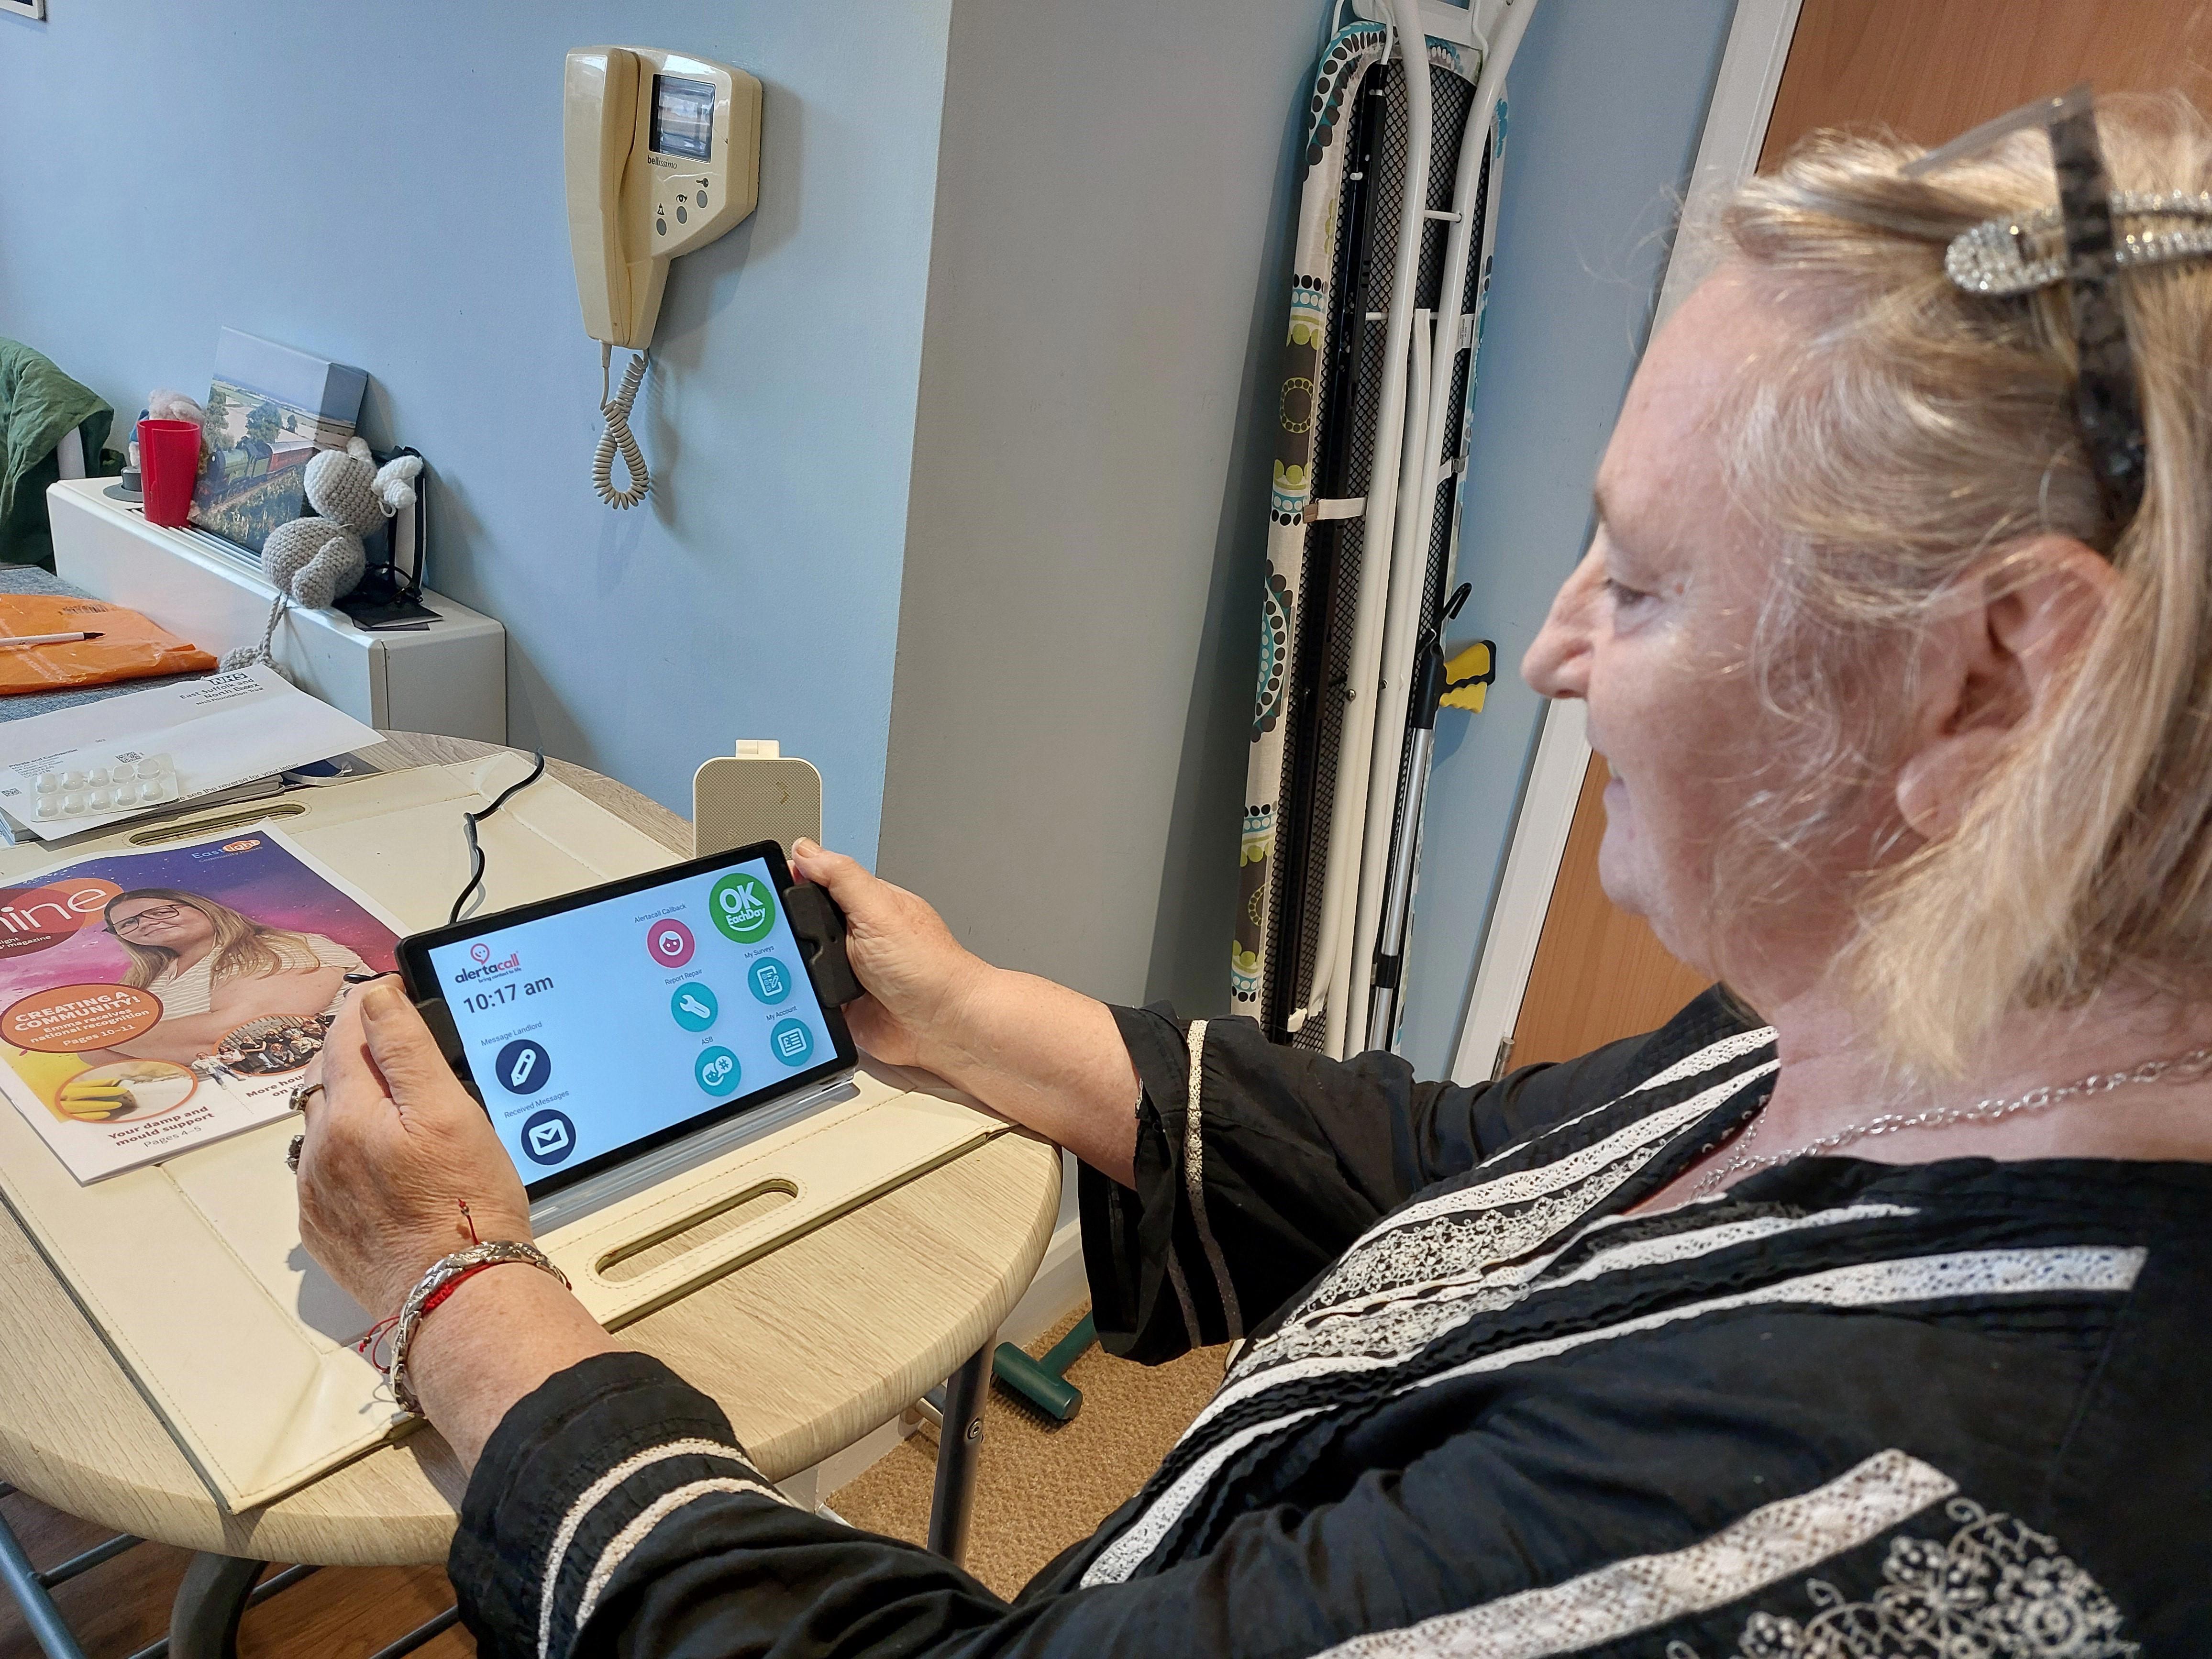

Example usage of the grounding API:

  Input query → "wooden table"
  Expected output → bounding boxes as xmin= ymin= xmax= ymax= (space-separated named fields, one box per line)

xmin=0 ymin=735 xmax=1061 ymax=1652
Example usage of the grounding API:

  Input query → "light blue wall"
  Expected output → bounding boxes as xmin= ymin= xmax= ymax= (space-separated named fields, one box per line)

xmin=0 ymin=0 xmax=953 ymax=863
xmin=1393 ymin=0 xmax=1736 ymax=1075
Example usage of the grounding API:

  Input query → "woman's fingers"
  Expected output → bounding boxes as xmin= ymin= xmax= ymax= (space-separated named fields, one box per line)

xmin=790 ymin=838 xmax=872 ymax=907
xmin=357 ymin=982 xmax=468 ymax=1122
xmin=308 ymin=982 xmax=392 ymax=1134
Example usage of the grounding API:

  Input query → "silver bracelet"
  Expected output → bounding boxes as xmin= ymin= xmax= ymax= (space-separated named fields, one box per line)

xmin=386 ymin=1239 xmax=570 ymax=1417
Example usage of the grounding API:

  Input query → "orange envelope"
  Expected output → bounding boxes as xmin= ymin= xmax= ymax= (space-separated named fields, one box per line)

xmin=0 ymin=594 xmax=218 ymax=694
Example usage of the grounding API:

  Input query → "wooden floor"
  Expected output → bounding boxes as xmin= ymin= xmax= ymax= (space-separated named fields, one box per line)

xmin=0 ymin=1489 xmax=471 ymax=1659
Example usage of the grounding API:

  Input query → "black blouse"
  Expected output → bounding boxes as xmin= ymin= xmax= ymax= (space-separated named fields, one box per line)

xmin=449 ymin=989 xmax=2208 ymax=1656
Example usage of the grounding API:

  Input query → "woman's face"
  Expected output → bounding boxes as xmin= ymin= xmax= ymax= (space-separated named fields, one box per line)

xmin=1523 ymin=265 xmax=1850 ymax=989
xmin=108 ymin=898 xmax=214 ymax=953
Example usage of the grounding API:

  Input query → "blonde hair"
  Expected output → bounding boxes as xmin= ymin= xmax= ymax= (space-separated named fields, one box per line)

xmin=104 ymin=888 xmax=321 ymax=992
xmin=1713 ymin=93 xmax=2212 ymax=1073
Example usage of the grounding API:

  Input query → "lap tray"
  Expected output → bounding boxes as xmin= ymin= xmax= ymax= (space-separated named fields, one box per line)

xmin=0 ymin=757 xmax=1005 ymax=1512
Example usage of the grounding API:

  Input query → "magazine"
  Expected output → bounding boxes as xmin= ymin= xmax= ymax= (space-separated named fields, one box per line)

xmin=0 ymin=826 xmax=402 ymax=1182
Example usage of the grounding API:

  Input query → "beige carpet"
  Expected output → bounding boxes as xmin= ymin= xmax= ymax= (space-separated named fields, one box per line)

xmin=830 ymin=1306 xmax=1227 ymax=1598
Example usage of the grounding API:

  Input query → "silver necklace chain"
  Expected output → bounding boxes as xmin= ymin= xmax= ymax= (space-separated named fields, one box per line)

xmin=1689 ymin=1041 xmax=2212 ymax=1197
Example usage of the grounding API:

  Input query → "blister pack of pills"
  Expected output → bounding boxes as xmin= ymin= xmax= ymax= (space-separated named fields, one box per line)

xmin=32 ymin=752 xmax=177 ymax=822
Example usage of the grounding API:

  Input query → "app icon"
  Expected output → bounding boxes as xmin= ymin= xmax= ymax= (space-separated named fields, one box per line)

xmin=695 ymin=1045 xmax=742 ymax=1096
xmin=470 ymin=942 xmax=492 ymax=964
xmin=671 ymin=981 xmax=719 ymax=1031
xmin=646 ymin=918 xmax=696 ymax=968
xmin=494 ymin=1038 xmax=553 ymax=1095
xmin=770 ymin=1018 xmax=814 ymax=1067
xmin=709 ymin=873 xmax=774 ymax=944
xmin=748 ymin=956 xmax=792 ymax=1005
xmin=519 ymin=1107 xmax=576 ymax=1166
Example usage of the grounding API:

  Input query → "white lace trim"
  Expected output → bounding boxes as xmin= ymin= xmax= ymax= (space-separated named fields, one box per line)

xmin=1085 ymin=1247 xmax=2141 ymax=1588
xmin=1409 ymin=1247 xmax=2146 ymax=1398
xmin=1197 ymin=1204 xmax=1919 ymax=1434
xmin=1697 ymin=1496 xmax=2139 ymax=1658
xmin=1367 ymin=1061 xmax=1778 ymax=1247
xmin=1183 ymin=1019 xmax=1243 ymax=1338
xmin=536 ymin=1437 xmax=763 ymax=1659
xmin=1307 ymin=1449 xmax=1956 ymax=1659
xmin=565 ymin=1476 xmax=785 ymax=1653
xmin=1077 ymin=1406 xmax=1326 ymax=1589
xmin=1621 ymin=1024 xmax=1780 ymax=1101
xmin=1468 ymin=1026 xmax=1778 ymax=1175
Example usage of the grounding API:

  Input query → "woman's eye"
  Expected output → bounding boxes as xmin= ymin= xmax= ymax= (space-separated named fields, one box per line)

xmin=1603 ymin=576 xmax=1653 ymax=608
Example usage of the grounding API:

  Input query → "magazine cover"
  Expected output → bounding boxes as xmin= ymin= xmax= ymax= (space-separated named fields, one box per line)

xmin=0 ymin=826 xmax=402 ymax=1182
xmin=189 ymin=328 xmax=369 ymax=555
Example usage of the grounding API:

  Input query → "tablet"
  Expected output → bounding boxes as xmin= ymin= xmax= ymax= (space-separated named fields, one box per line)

xmin=397 ymin=841 xmax=856 ymax=1200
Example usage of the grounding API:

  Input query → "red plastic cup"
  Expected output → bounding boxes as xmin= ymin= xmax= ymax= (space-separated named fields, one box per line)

xmin=138 ymin=419 xmax=201 ymax=528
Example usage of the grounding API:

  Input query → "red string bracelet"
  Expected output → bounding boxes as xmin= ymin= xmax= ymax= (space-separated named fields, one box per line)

xmin=352 ymin=1203 xmax=492 ymax=1373
xmin=356 ymin=1262 xmax=506 ymax=1371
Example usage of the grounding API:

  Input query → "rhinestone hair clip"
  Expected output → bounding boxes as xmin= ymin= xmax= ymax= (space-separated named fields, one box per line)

xmin=1945 ymin=190 xmax=2212 ymax=296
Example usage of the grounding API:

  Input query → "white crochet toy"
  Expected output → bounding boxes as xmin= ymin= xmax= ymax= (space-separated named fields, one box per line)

xmin=225 ymin=439 xmax=423 ymax=672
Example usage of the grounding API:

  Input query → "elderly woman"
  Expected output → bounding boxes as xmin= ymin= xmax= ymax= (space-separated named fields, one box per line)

xmin=298 ymin=97 xmax=2212 ymax=1656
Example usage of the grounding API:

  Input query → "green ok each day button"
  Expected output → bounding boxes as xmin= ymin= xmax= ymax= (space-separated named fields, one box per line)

xmin=671 ymin=982 xmax=719 ymax=1031
xmin=711 ymin=871 xmax=776 ymax=943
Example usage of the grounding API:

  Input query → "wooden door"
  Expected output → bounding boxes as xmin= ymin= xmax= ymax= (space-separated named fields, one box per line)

xmin=1506 ymin=0 xmax=2212 ymax=1072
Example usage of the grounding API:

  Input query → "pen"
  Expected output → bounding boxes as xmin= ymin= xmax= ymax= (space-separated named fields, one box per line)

xmin=0 ymin=632 xmax=105 ymax=647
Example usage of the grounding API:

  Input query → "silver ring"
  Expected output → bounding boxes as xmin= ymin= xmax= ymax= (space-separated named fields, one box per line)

xmin=285 ymin=1131 xmax=305 ymax=1172
xmin=289 ymin=1082 xmax=324 ymax=1114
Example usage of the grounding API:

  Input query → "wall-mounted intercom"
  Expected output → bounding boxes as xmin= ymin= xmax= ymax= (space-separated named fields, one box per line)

xmin=564 ymin=46 xmax=762 ymax=508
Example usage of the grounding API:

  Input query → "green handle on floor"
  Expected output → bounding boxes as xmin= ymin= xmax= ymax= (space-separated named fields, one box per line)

xmin=991 ymin=1313 xmax=1096 ymax=1422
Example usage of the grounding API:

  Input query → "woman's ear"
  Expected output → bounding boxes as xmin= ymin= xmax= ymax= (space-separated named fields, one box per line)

xmin=1895 ymin=536 xmax=2114 ymax=840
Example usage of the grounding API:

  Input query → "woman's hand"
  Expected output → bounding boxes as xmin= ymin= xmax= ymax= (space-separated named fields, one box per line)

xmin=788 ymin=839 xmax=991 ymax=1070
xmin=788 ymin=840 xmax=1141 ymax=1182
xmin=295 ymin=980 xmax=533 ymax=1319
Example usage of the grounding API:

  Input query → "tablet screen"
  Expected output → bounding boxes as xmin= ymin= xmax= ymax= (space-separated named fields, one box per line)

xmin=409 ymin=847 xmax=850 ymax=1197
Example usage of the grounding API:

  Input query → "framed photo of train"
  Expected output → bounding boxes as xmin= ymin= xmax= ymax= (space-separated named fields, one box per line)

xmin=0 ymin=1 xmax=48 ymax=21
xmin=189 ymin=328 xmax=369 ymax=557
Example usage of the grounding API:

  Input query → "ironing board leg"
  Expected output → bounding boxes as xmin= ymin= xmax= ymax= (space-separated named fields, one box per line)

xmin=167 ymin=1552 xmax=264 ymax=1659
xmin=926 ymin=1344 xmax=990 ymax=1565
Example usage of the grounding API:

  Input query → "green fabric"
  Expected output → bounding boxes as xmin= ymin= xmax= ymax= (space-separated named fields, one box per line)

xmin=0 ymin=336 xmax=114 ymax=571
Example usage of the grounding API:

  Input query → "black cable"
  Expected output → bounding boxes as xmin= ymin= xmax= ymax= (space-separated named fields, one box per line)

xmin=448 ymin=751 xmax=548 ymax=924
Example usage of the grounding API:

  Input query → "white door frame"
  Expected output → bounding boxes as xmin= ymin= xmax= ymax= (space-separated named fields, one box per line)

xmin=1448 ymin=0 xmax=1803 ymax=1084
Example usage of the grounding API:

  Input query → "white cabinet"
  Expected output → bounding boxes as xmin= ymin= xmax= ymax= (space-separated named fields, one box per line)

xmin=44 ymin=477 xmax=506 ymax=743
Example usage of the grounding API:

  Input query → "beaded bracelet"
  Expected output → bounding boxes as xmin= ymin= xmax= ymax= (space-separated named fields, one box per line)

xmin=382 ymin=1239 xmax=570 ymax=1416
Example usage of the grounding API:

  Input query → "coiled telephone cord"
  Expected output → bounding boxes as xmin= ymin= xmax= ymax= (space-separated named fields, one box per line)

xmin=594 ymin=343 xmax=651 ymax=509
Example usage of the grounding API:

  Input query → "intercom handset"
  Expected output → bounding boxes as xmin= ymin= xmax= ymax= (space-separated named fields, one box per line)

xmin=564 ymin=46 xmax=761 ymax=507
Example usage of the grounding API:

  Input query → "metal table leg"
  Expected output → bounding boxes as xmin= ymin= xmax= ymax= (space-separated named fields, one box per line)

xmin=0 ymin=1501 xmax=90 ymax=1659
xmin=166 ymin=1553 xmax=265 ymax=1659
xmin=926 ymin=1344 xmax=990 ymax=1565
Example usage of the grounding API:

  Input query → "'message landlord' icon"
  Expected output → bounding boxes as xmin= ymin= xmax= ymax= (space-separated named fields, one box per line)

xmin=494 ymin=1039 xmax=553 ymax=1095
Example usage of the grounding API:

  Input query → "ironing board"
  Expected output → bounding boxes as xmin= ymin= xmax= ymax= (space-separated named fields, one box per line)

xmin=0 ymin=733 xmax=1060 ymax=1651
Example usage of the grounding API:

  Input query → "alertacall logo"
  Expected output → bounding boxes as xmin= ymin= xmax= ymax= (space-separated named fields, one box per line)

xmin=450 ymin=941 xmax=522 ymax=984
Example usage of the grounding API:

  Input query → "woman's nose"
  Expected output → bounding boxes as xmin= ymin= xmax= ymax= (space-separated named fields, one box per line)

xmin=1523 ymin=545 xmax=1601 ymax=698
